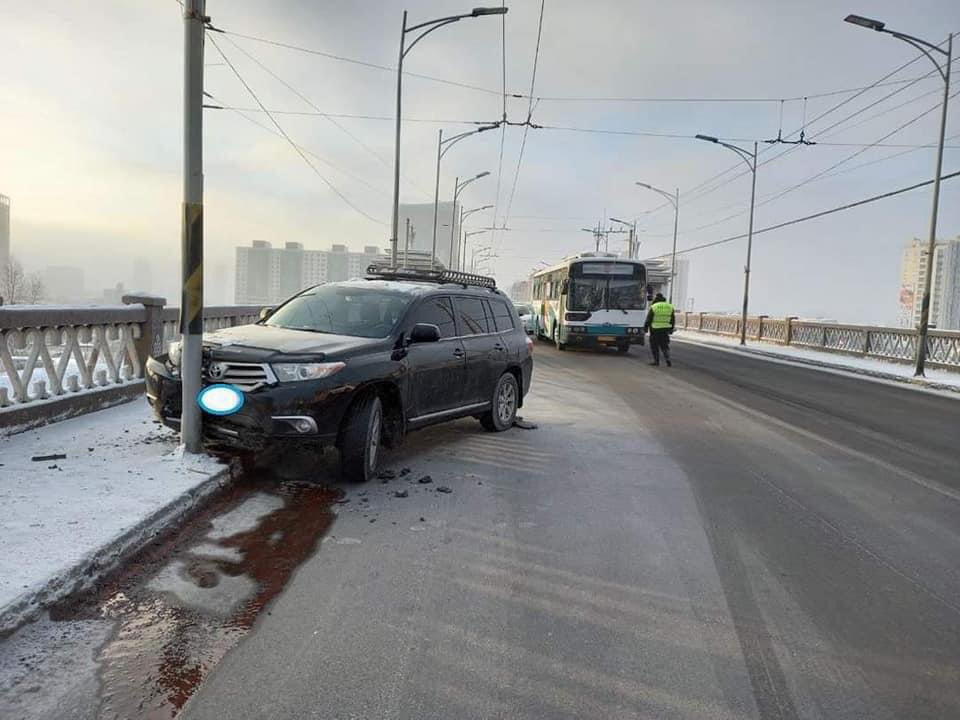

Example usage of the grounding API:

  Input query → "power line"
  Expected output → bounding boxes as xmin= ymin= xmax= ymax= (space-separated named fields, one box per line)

xmin=212 ymin=26 xmax=511 ymax=98
xmin=644 ymin=91 xmax=960 ymax=240
xmin=502 ymin=0 xmax=546 ymax=233
xmin=645 ymin=43 xmax=956 ymax=221
xmin=664 ymin=169 xmax=960 ymax=257
xmin=206 ymin=93 xmax=391 ymax=196
xmin=533 ymin=77 xmax=935 ymax=104
xmin=753 ymin=90 xmax=960 ymax=212
xmin=491 ymin=0 xmax=508 ymax=249
xmin=218 ymin=35 xmax=431 ymax=199
xmin=207 ymin=34 xmax=387 ymax=226
xmin=221 ymin=37 xmax=388 ymax=167
xmin=203 ymin=105 xmax=487 ymax=124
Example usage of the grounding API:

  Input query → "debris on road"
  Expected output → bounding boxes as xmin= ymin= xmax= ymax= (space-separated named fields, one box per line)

xmin=436 ymin=486 xmax=452 ymax=494
xmin=417 ymin=475 xmax=433 ymax=484
xmin=31 ymin=453 xmax=66 ymax=462
xmin=377 ymin=469 xmax=397 ymax=480
xmin=394 ymin=490 xmax=408 ymax=498
xmin=399 ymin=468 xmax=411 ymax=477
xmin=513 ymin=416 xmax=538 ymax=430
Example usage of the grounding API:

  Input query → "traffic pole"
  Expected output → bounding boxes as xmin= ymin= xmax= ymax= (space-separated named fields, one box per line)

xmin=914 ymin=33 xmax=952 ymax=377
xmin=180 ymin=0 xmax=206 ymax=452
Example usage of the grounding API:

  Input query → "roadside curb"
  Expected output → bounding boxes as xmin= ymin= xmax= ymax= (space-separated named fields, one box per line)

xmin=674 ymin=333 xmax=960 ymax=395
xmin=0 ymin=460 xmax=234 ymax=635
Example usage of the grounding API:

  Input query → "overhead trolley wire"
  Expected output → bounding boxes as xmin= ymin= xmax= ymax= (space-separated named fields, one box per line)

xmin=491 ymin=0 xmax=509 ymax=249
xmin=502 ymin=0 xmax=546 ymax=236
xmin=207 ymin=33 xmax=387 ymax=226
xmin=663 ymin=170 xmax=960 ymax=257
xmin=640 ymin=42 xmax=957 ymax=222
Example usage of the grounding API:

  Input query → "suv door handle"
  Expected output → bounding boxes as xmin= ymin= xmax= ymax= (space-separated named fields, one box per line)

xmin=493 ymin=343 xmax=505 ymax=351
xmin=453 ymin=348 xmax=465 ymax=358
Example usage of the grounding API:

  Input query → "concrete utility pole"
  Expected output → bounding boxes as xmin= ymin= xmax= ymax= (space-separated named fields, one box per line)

xmin=180 ymin=0 xmax=206 ymax=453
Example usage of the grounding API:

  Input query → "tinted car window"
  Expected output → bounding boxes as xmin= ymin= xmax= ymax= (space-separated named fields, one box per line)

xmin=454 ymin=297 xmax=490 ymax=335
xmin=409 ymin=296 xmax=456 ymax=338
xmin=266 ymin=286 xmax=408 ymax=338
xmin=492 ymin=299 xmax=517 ymax=332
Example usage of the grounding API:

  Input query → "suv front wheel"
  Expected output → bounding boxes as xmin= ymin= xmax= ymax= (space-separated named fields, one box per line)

xmin=340 ymin=393 xmax=383 ymax=482
xmin=480 ymin=373 xmax=519 ymax=432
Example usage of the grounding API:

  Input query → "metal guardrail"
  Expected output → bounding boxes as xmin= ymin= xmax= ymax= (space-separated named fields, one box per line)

xmin=0 ymin=295 xmax=262 ymax=411
xmin=677 ymin=312 xmax=960 ymax=371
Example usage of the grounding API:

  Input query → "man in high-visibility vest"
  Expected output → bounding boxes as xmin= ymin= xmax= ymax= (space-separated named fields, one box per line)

xmin=644 ymin=292 xmax=675 ymax=367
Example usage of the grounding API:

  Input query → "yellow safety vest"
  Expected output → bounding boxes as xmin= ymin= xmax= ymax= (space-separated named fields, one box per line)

xmin=650 ymin=301 xmax=674 ymax=329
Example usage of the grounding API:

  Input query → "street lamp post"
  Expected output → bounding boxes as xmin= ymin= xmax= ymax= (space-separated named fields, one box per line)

xmin=695 ymin=135 xmax=757 ymax=346
xmin=845 ymin=15 xmax=953 ymax=377
xmin=461 ymin=228 xmax=490 ymax=271
xmin=635 ymin=183 xmax=680 ymax=301
xmin=450 ymin=171 xmax=490 ymax=268
xmin=391 ymin=7 xmax=508 ymax=268
xmin=472 ymin=246 xmax=496 ymax=273
xmin=432 ymin=125 xmax=500 ymax=268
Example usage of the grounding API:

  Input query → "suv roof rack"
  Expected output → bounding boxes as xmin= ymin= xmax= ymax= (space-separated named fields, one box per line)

xmin=365 ymin=265 xmax=497 ymax=289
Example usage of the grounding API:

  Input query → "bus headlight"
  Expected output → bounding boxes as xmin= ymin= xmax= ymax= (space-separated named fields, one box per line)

xmin=628 ymin=327 xmax=642 ymax=335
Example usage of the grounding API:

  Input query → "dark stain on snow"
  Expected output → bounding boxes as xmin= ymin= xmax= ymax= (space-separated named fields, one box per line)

xmin=50 ymin=476 xmax=342 ymax=720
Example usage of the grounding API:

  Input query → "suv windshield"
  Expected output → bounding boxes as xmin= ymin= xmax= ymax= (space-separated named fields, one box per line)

xmin=265 ymin=286 xmax=410 ymax=338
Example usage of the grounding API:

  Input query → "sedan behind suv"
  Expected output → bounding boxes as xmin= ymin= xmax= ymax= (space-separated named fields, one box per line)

xmin=145 ymin=268 xmax=534 ymax=481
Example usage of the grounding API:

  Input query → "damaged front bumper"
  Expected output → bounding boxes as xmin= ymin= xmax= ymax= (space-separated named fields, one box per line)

xmin=145 ymin=356 xmax=351 ymax=452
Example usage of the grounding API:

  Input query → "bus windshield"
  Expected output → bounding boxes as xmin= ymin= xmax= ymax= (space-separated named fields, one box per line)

xmin=569 ymin=276 xmax=645 ymax=311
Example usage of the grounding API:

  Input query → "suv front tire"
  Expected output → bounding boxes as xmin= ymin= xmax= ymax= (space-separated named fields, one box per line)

xmin=340 ymin=393 xmax=383 ymax=482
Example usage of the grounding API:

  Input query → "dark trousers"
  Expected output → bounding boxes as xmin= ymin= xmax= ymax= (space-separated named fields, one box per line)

xmin=649 ymin=329 xmax=671 ymax=364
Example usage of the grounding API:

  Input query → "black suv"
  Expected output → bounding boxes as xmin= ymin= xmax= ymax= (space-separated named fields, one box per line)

xmin=145 ymin=268 xmax=534 ymax=481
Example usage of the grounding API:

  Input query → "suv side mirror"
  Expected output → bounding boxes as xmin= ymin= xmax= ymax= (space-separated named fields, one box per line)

xmin=258 ymin=307 xmax=274 ymax=322
xmin=409 ymin=323 xmax=441 ymax=343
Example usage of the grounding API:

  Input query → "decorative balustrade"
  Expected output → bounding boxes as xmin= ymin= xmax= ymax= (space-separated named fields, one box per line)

xmin=677 ymin=312 xmax=960 ymax=372
xmin=1 ymin=297 xmax=264 ymax=419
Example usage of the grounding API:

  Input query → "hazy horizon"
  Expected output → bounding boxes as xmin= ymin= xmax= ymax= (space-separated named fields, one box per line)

xmin=1 ymin=0 xmax=957 ymax=324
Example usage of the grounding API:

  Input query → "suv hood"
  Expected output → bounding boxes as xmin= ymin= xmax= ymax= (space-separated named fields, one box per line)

xmin=202 ymin=324 xmax=389 ymax=361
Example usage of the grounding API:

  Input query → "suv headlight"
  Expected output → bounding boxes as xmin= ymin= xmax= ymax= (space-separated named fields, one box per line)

xmin=272 ymin=362 xmax=346 ymax=382
xmin=167 ymin=340 xmax=182 ymax=367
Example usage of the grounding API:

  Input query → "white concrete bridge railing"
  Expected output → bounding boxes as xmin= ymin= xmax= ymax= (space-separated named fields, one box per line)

xmin=678 ymin=312 xmax=960 ymax=371
xmin=0 ymin=296 xmax=262 ymax=432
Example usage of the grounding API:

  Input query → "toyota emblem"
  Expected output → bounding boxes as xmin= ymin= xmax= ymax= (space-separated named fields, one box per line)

xmin=208 ymin=362 xmax=226 ymax=379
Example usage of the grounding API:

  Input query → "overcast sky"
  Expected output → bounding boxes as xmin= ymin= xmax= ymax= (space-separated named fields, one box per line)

xmin=1 ymin=0 xmax=957 ymax=320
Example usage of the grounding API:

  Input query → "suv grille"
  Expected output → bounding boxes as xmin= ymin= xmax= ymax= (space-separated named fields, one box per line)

xmin=204 ymin=361 xmax=273 ymax=391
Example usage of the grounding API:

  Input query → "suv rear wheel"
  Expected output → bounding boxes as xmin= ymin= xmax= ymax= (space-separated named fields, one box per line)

xmin=340 ymin=394 xmax=383 ymax=482
xmin=480 ymin=373 xmax=519 ymax=432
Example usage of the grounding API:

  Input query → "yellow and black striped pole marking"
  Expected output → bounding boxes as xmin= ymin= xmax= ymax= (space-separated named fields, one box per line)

xmin=180 ymin=202 xmax=204 ymax=335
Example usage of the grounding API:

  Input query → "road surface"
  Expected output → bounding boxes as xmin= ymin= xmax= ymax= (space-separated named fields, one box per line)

xmin=3 ymin=340 xmax=959 ymax=720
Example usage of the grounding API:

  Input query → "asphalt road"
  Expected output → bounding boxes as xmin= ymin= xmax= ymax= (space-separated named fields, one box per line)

xmin=4 ymin=339 xmax=959 ymax=719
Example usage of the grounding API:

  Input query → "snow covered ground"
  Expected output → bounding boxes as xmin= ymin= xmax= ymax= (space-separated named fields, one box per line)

xmin=675 ymin=331 xmax=960 ymax=392
xmin=0 ymin=399 xmax=228 ymax=630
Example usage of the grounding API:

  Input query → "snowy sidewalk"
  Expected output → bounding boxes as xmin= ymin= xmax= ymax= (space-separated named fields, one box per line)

xmin=0 ymin=399 xmax=229 ymax=631
xmin=675 ymin=331 xmax=960 ymax=393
